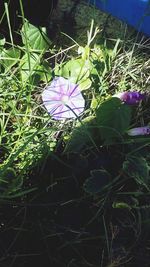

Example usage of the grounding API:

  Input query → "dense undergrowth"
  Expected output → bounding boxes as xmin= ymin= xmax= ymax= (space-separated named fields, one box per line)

xmin=0 ymin=1 xmax=150 ymax=266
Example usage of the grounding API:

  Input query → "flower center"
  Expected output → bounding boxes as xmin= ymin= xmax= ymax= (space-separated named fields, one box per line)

xmin=60 ymin=95 xmax=70 ymax=105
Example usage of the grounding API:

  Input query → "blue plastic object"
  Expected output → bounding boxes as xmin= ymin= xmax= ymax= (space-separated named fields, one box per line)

xmin=89 ymin=0 xmax=150 ymax=36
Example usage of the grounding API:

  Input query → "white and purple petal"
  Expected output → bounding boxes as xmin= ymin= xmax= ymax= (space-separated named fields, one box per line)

xmin=127 ymin=126 xmax=150 ymax=136
xmin=42 ymin=77 xmax=85 ymax=120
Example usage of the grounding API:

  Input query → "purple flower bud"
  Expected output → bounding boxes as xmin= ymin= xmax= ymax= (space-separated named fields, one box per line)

xmin=113 ymin=91 xmax=145 ymax=105
xmin=42 ymin=77 xmax=85 ymax=120
xmin=127 ymin=126 xmax=150 ymax=136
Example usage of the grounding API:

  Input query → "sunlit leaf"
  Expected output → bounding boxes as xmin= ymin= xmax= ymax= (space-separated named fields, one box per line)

xmin=20 ymin=52 xmax=40 ymax=82
xmin=1 ymin=48 xmax=20 ymax=69
xmin=0 ymin=35 xmax=5 ymax=48
xmin=55 ymin=58 xmax=92 ymax=90
xmin=21 ymin=22 xmax=50 ymax=51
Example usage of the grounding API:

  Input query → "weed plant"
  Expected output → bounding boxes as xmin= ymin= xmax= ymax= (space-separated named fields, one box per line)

xmin=0 ymin=1 xmax=150 ymax=266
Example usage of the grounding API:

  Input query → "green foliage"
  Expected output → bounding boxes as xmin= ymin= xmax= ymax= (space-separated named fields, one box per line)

xmin=123 ymin=156 xmax=150 ymax=189
xmin=0 ymin=35 xmax=5 ymax=47
xmin=55 ymin=58 xmax=92 ymax=90
xmin=64 ymin=116 xmax=96 ymax=153
xmin=1 ymin=47 xmax=20 ymax=70
xmin=20 ymin=52 xmax=51 ymax=84
xmin=0 ymin=17 xmax=55 ymax=197
xmin=21 ymin=22 xmax=51 ymax=51
xmin=0 ymin=6 xmax=150 ymax=264
xmin=0 ymin=10 xmax=150 ymax=202
xmin=96 ymin=98 xmax=132 ymax=142
xmin=112 ymin=201 xmax=131 ymax=210
xmin=83 ymin=169 xmax=111 ymax=194
xmin=20 ymin=52 xmax=40 ymax=82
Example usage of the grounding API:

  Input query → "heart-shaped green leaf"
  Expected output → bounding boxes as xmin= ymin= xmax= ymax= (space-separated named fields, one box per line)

xmin=123 ymin=156 xmax=150 ymax=188
xmin=21 ymin=22 xmax=50 ymax=51
xmin=96 ymin=97 xmax=132 ymax=142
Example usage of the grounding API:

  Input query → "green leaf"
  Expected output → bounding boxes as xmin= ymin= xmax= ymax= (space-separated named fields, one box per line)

xmin=96 ymin=97 xmax=132 ymax=142
xmin=112 ymin=202 xmax=131 ymax=210
xmin=79 ymin=78 xmax=92 ymax=91
xmin=123 ymin=156 xmax=150 ymax=188
xmin=1 ymin=47 xmax=20 ymax=69
xmin=64 ymin=116 xmax=96 ymax=153
xmin=84 ymin=169 xmax=111 ymax=194
xmin=20 ymin=52 xmax=40 ymax=82
xmin=2 ymin=187 xmax=37 ymax=199
xmin=90 ymin=95 xmax=98 ymax=110
xmin=55 ymin=58 xmax=92 ymax=90
xmin=0 ymin=35 xmax=5 ymax=48
xmin=21 ymin=22 xmax=50 ymax=51
xmin=39 ymin=60 xmax=53 ymax=82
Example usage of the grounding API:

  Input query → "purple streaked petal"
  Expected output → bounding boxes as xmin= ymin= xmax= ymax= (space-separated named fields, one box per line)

xmin=127 ymin=126 xmax=150 ymax=136
xmin=68 ymin=83 xmax=80 ymax=96
xmin=68 ymin=96 xmax=85 ymax=112
xmin=52 ymin=105 xmax=82 ymax=120
xmin=51 ymin=105 xmax=64 ymax=117
xmin=70 ymin=89 xmax=83 ymax=98
xmin=52 ymin=104 xmax=84 ymax=120
xmin=44 ymin=103 xmax=63 ymax=114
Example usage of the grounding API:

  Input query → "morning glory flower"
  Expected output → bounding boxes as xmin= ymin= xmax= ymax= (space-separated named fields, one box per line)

xmin=127 ymin=126 xmax=150 ymax=136
xmin=113 ymin=91 xmax=146 ymax=105
xmin=42 ymin=77 xmax=85 ymax=120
